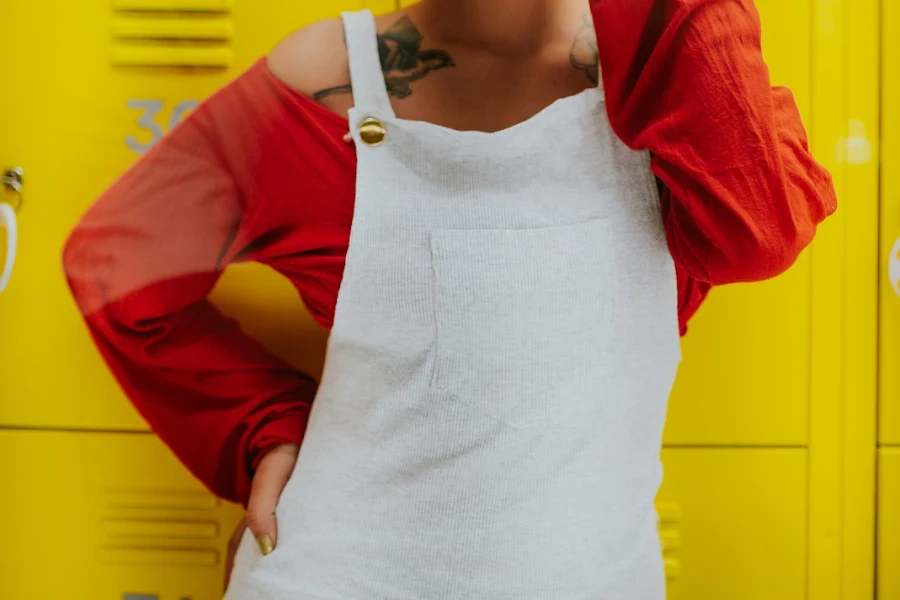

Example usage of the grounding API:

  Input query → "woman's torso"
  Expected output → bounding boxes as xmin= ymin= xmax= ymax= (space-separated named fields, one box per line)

xmin=224 ymin=6 xmax=681 ymax=599
xmin=244 ymin=0 xmax=703 ymax=333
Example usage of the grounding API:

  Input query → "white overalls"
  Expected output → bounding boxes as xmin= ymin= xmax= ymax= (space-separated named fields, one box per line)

xmin=225 ymin=9 xmax=682 ymax=599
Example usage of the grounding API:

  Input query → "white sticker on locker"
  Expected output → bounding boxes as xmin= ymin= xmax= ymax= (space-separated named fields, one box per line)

xmin=890 ymin=236 xmax=900 ymax=298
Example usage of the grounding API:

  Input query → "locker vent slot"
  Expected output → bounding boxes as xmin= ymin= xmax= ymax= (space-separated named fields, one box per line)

xmin=98 ymin=490 xmax=223 ymax=566
xmin=97 ymin=547 xmax=219 ymax=567
xmin=112 ymin=17 xmax=233 ymax=41
xmin=113 ymin=0 xmax=234 ymax=11
xmin=110 ymin=1 xmax=234 ymax=68
xmin=656 ymin=502 xmax=682 ymax=580
xmin=100 ymin=519 xmax=219 ymax=539
xmin=102 ymin=490 xmax=220 ymax=509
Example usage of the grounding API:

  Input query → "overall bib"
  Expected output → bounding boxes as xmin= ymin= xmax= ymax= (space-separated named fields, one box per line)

xmin=225 ymin=10 xmax=682 ymax=599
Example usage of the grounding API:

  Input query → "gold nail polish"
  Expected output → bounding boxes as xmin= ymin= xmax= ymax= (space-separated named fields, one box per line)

xmin=256 ymin=534 xmax=274 ymax=556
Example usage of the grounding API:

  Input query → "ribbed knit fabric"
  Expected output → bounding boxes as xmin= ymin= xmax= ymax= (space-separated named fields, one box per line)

xmin=224 ymin=9 xmax=682 ymax=599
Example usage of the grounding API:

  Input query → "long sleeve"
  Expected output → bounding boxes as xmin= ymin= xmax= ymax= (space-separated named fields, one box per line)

xmin=590 ymin=0 xmax=837 ymax=285
xmin=63 ymin=64 xmax=318 ymax=506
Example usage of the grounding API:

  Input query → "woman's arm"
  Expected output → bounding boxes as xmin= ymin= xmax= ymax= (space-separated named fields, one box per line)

xmin=63 ymin=63 xmax=315 ymax=507
xmin=590 ymin=0 xmax=837 ymax=284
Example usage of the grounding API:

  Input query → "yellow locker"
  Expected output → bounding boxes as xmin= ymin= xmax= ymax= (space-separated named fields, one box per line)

xmin=0 ymin=429 xmax=244 ymax=599
xmin=658 ymin=448 xmax=808 ymax=600
xmin=880 ymin=0 xmax=900 ymax=445
xmin=880 ymin=4 xmax=900 ymax=599
xmin=878 ymin=449 xmax=900 ymax=599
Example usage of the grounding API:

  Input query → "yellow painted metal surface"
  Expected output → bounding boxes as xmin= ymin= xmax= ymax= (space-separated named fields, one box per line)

xmin=805 ymin=1 xmax=880 ymax=598
xmin=881 ymin=0 xmax=900 ymax=445
xmin=808 ymin=1 xmax=851 ymax=597
xmin=0 ymin=429 xmax=244 ymax=599
xmin=878 ymin=448 xmax=900 ymax=599
xmin=879 ymin=4 xmax=900 ymax=598
xmin=658 ymin=448 xmax=808 ymax=600
xmin=840 ymin=1 xmax=880 ymax=597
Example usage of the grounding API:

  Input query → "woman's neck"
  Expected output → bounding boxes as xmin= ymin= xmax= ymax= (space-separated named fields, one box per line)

xmin=412 ymin=0 xmax=588 ymax=56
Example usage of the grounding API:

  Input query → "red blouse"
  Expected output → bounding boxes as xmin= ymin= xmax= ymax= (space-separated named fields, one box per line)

xmin=63 ymin=0 xmax=837 ymax=506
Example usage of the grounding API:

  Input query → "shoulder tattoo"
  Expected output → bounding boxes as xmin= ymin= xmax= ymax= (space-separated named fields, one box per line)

xmin=313 ymin=16 xmax=455 ymax=101
xmin=569 ymin=13 xmax=599 ymax=85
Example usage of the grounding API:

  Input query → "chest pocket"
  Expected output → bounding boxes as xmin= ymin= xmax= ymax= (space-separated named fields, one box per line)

xmin=428 ymin=217 xmax=619 ymax=431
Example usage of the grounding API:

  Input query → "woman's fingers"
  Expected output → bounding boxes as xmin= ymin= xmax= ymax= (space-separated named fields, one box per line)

xmin=245 ymin=443 xmax=300 ymax=556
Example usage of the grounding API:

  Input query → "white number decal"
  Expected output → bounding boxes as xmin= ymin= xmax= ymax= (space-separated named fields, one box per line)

xmin=126 ymin=99 xmax=200 ymax=155
xmin=170 ymin=99 xmax=200 ymax=131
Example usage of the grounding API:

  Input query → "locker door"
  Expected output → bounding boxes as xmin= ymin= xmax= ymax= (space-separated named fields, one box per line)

xmin=881 ymin=0 xmax=900 ymax=445
xmin=880 ymin=3 xmax=900 ymax=598
xmin=0 ymin=429 xmax=245 ymax=600
xmin=664 ymin=0 xmax=813 ymax=446
xmin=0 ymin=0 xmax=390 ymax=431
xmin=658 ymin=449 xmax=808 ymax=600
xmin=878 ymin=449 xmax=900 ymax=599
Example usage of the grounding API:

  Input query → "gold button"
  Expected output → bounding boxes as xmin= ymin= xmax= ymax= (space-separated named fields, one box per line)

xmin=359 ymin=117 xmax=386 ymax=146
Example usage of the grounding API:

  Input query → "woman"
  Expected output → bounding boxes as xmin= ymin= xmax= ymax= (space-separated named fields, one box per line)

xmin=63 ymin=0 xmax=836 ymax=597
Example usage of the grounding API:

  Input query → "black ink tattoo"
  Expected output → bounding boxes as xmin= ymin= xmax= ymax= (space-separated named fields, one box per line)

xmin=313 ymin=83 xmax=352 ymax=100
xmin=379 ymin=17 xmax=456 ymax=98
xmin=569 ymin=13 xmax=599 ymax=85
xmin=313 ymin=16 xmax=455 ymax=101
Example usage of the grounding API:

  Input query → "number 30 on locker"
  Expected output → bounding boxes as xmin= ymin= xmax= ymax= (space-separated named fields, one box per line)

xmin=126 ymin=99 xmax=200 ymax=155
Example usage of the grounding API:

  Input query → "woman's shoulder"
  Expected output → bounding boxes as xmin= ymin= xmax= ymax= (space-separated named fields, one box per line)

xmin=264 ymin=7 xmax=412 ymax=116
xmin=266 ymin=17 xmax=350 ymax=104
xmin=190 ymin=18 xmax=356 ymax=152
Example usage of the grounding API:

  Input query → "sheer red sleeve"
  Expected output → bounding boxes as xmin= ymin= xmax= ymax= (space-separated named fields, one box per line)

xmin=591 ymin=0 xmax=837 ymax=286
xmin=63 ymin=62 xmax=316 ymax=506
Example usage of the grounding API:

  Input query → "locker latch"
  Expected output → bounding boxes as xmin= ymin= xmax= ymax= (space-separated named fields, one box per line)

xmin=1 ymin=167 xmax=23 ymax=212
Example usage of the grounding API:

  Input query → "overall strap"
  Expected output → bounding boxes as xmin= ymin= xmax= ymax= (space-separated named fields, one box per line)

xmin=341 ymin=10 xmax=395 ymax=117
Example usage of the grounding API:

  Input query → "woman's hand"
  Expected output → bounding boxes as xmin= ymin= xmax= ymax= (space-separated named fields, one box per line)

xmin=223 ymin=443 xmax=300 ymax=591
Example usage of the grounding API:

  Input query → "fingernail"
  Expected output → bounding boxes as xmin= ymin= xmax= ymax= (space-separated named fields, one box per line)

xmin=256 ymin=534 xmax=274 ymax=556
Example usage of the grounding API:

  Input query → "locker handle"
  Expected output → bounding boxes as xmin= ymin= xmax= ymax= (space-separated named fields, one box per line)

xmin=0 ymin=167 xmax=21 ymax=293
xmin=1 ymin=167 xmax=23 ymax=212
